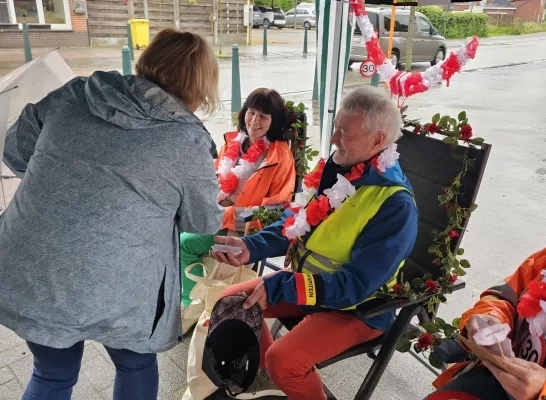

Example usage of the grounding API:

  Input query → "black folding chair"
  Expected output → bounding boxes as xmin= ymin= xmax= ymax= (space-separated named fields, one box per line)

xmin=247 ymin=128 xmax=491 ymax=400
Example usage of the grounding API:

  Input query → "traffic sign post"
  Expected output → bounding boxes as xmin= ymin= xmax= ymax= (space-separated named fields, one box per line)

xmin=359 ymin=59 xmax=376 ymax=78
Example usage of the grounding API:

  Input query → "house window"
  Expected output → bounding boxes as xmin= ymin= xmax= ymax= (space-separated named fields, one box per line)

xmin=0 ymin=0 xmax=11 ymax=22
xmin=3 ymin=0 xmax=71 ymax=28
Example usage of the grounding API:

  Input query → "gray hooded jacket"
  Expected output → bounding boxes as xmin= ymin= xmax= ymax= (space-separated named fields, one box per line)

xmin=0 ymin=71 xmax=224 ymax=353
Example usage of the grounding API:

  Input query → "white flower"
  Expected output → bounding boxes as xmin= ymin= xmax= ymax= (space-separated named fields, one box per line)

xmin=528 ymin=300 xmax=546 ymax=337
xmin=356 ymin=15 xmax=375 ymax=41
xmin=285 ymin=209 xmax=311 ymax=239
xmin=376 ymin=144 xmax=400 ymax=173
xmin=324 ymin=174 xmax=356 ymax=210
xmin=377 ymin=60 xmax=397 ymax=82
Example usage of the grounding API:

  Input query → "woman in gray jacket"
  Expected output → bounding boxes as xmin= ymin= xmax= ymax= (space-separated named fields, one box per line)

xmin=0 ymin=29 xmax=224 ymax=400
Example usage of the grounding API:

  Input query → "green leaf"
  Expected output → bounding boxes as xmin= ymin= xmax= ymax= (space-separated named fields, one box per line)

xmin=454 ymin=265 xmax=467 ymax=276
xmin=422 ymin=321 xmax=440 ymax=333
xmin=469 ymin=204 xmax=478 ymax=212
xmin=442 ymin=136 xmax=457 ymax=144
xmin=434 ymin=317 xmax=447 ymax=329
xmin=457 ymin=248 xmax=465 ymax=256
xmin=458 ymin=111 xmax=467 ymax=121
xmin=439 ymin=115 xmax=450 ymax=128
xmin=432 ymin=113 xmax=441 ymax=124
xmin=449 ymin=118 xmax=457 ymax=127
xmin=404 ymin=281 xmax=411 ymax=290
xmin=429 ymin=352 xmax=445 ymax=369
xmin=452 ymin=317 xmax=461 ymax=327
xmin=460 ymin=259 xmax=471 ymax=269
xmin=438 ymin=294 xmax=448 ymax=302
xmin=395 ymin=338 xmax=412 ymax=353
xmin=412 ymin=278 xmax=425 ymax=288
xmin=472 ymin=137 xmax=484 ymax=145
xmin=309 ymin=150 xmax=319 ymax=157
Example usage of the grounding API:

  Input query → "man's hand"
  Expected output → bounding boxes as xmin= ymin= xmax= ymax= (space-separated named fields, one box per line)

xmin=243 ymin=280 xmax=268 ymax=310
xmin=209 ymin=236 xmax=250 ymax=267
xmin=483 ymin=357 xmax=546 ymax=400
xmin=465 ymin=314 xmax=502 ymax=344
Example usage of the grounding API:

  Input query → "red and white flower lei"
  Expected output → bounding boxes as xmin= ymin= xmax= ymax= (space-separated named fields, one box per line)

xmin=517 ymin=271 xmax=546 ymax=337
xmin=282 ymin=143 xmax=399 ymax=240
xmin=216 ymin=131 xmax=270 ymax=202
xmin=350 ymin=0 xmax=480 ymax=104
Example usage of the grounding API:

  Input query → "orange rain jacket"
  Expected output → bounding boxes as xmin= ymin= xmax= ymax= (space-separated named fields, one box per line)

xmin=215 ymin=131 xmax=296 ymax=232
xmin=433 ymin=248 xmax=546 ymax=399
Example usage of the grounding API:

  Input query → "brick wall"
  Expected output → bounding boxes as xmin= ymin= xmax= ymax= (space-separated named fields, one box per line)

xmin=0 ymin=0 xmax=90 ymax=48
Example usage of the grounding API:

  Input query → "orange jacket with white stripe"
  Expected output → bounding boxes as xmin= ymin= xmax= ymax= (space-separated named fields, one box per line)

xmin=434 ymin=248 xmax=546 ymax=399
xmin=215 ymin=131 xmax=296 ymax=231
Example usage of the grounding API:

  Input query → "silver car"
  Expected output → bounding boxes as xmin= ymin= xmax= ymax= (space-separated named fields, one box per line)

xmin=284 ymin=7 xmax=316 ymax=29
xmin=349 ymin=8 xmax=447 ymax=68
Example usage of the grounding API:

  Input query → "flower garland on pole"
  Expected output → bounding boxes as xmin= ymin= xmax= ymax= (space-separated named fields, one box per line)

xmin=350 ymin=0 xmax=480 ymax=105
xmin=391 ymin=107 xmax=486 ymax=369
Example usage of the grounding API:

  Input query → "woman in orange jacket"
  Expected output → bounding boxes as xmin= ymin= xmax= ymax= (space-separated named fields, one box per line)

xmin=426 ymin=248 xmax=546 ymax=400
xmin=180 ymin=88 xmax=296 ymax=328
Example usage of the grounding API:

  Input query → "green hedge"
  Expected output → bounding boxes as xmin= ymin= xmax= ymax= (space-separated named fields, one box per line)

xmin=416 ymin=6 xmax=488 ymax=38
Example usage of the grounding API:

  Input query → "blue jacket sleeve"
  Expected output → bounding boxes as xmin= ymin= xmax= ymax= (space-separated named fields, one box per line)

xmin=241 ymin=208 xmax=294 ymax=263
xmin=262 ymin=192 xmax=418 ymax=309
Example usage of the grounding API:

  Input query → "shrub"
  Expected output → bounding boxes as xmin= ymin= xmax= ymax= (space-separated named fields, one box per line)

xmin=417 ymin=6 xmax=488 ymax=38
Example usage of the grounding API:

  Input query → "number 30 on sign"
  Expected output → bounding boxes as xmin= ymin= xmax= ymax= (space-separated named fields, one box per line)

xmin=360 ymin=60 xmax=376 ymax=78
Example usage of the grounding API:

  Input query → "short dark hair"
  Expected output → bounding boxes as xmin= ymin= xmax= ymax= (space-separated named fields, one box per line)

xmin=237 ymin=88 xmax=288 ymax=142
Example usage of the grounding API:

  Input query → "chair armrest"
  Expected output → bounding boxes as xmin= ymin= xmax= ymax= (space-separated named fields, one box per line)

xmin=238 ymin=204 xmax=286 ymax=223
xmin=357 ymin=279 xmax=465 ymax=319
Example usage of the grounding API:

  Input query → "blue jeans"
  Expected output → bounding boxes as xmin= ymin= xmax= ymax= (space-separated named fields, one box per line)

xmin=23 ymin=341 xmax=159 ymax=400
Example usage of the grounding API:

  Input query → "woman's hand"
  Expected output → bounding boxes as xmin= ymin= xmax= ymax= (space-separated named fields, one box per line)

xmin=483 ymin=357 xmax=546 ymax=400
xmin=209 ymin=236 xmax=250 ymax=266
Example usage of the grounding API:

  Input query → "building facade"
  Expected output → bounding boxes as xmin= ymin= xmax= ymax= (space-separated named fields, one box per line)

xmin=0 ymin=0 xmax=90 ymax=48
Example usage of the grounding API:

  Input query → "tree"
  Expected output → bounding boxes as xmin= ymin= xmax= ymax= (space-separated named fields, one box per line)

xmin=405 ymin=6 xmax=416 ymax=71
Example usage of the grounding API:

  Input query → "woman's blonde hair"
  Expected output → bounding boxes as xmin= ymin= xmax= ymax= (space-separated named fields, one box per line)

xmin=135 ymin=29 xmax=220 ymax=116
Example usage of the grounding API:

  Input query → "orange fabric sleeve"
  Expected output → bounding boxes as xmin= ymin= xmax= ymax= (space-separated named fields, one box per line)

xmin=538 ymin=383 xmax=546 ymax=400
xmin=221 ymin=206 xmax=236 ymax=231
xmin=459 ymin=248 xmax=546 ymax=335
xmin=260 ymin=146 xmax=296 ymax=206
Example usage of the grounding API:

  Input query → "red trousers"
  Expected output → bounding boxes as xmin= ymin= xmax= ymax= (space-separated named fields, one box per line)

xmin=222 ymin=274 xmax=383 ymax=400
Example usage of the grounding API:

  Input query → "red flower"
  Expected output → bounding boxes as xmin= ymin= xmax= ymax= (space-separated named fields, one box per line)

xmin=219 ymin=172 xmax=239 ymax=194
xmin=281 ymin=216 xmax=295 ymax=237
xmin=344 ymin=163 xmax=365 ymax=182
xmin=306 ymin=195 xmax=330 ymax=226
xmin=425 ymin=280 xmax=438 ymax=292
xmin=413 ymin=125 xmax=421 ymax=134
xmin=243 ymin=139 xmax=267 ymax=163
xmin=225 ymin=140 xmax=241 ymax=160
xmin=393 ymin=283 xmax=404 ymax=295
xmin=417 ymin=333 xmax=434 ymax=350
xmin=303 ymin=158 xmax=326 ymax=189
xmin=426 ymin=123 xmax=440 ymax=134
xmin=517 ymin=280 xmax=546 ymax=318
xmin=448 ymin=230 xmax=460 ymax=238
xmin=449 ymin=274 xmax=458 ymax=283
xmin=461 ymin=125 xmax=473 ymax=140
xmin=291 ymin=113 xmax=297 ymax=122
xmin=445 ymin=204 xmax=451 ymax=210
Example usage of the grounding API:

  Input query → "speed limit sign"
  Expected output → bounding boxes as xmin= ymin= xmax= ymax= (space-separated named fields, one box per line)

xmin=360 ymin=60 xmax=376 ymax=78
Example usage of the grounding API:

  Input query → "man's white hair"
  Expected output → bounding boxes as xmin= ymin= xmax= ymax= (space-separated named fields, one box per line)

xmin=338 ymin=86 xmax=402 ymax=146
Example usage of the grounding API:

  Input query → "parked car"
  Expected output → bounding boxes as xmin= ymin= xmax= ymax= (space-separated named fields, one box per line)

xmin=349 ymin=8 xmax=447 ymax=68
xmin=285 ymin=7 xmax=316 ymax=29
xmin=252 ymin=5 xmax=264 ymax=28
xmin=254 ymin=5 xmax=286 ymax=29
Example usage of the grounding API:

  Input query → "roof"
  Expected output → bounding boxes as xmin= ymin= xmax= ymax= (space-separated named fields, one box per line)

xmin=484 ymin=0 xmax=517 ymax=8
